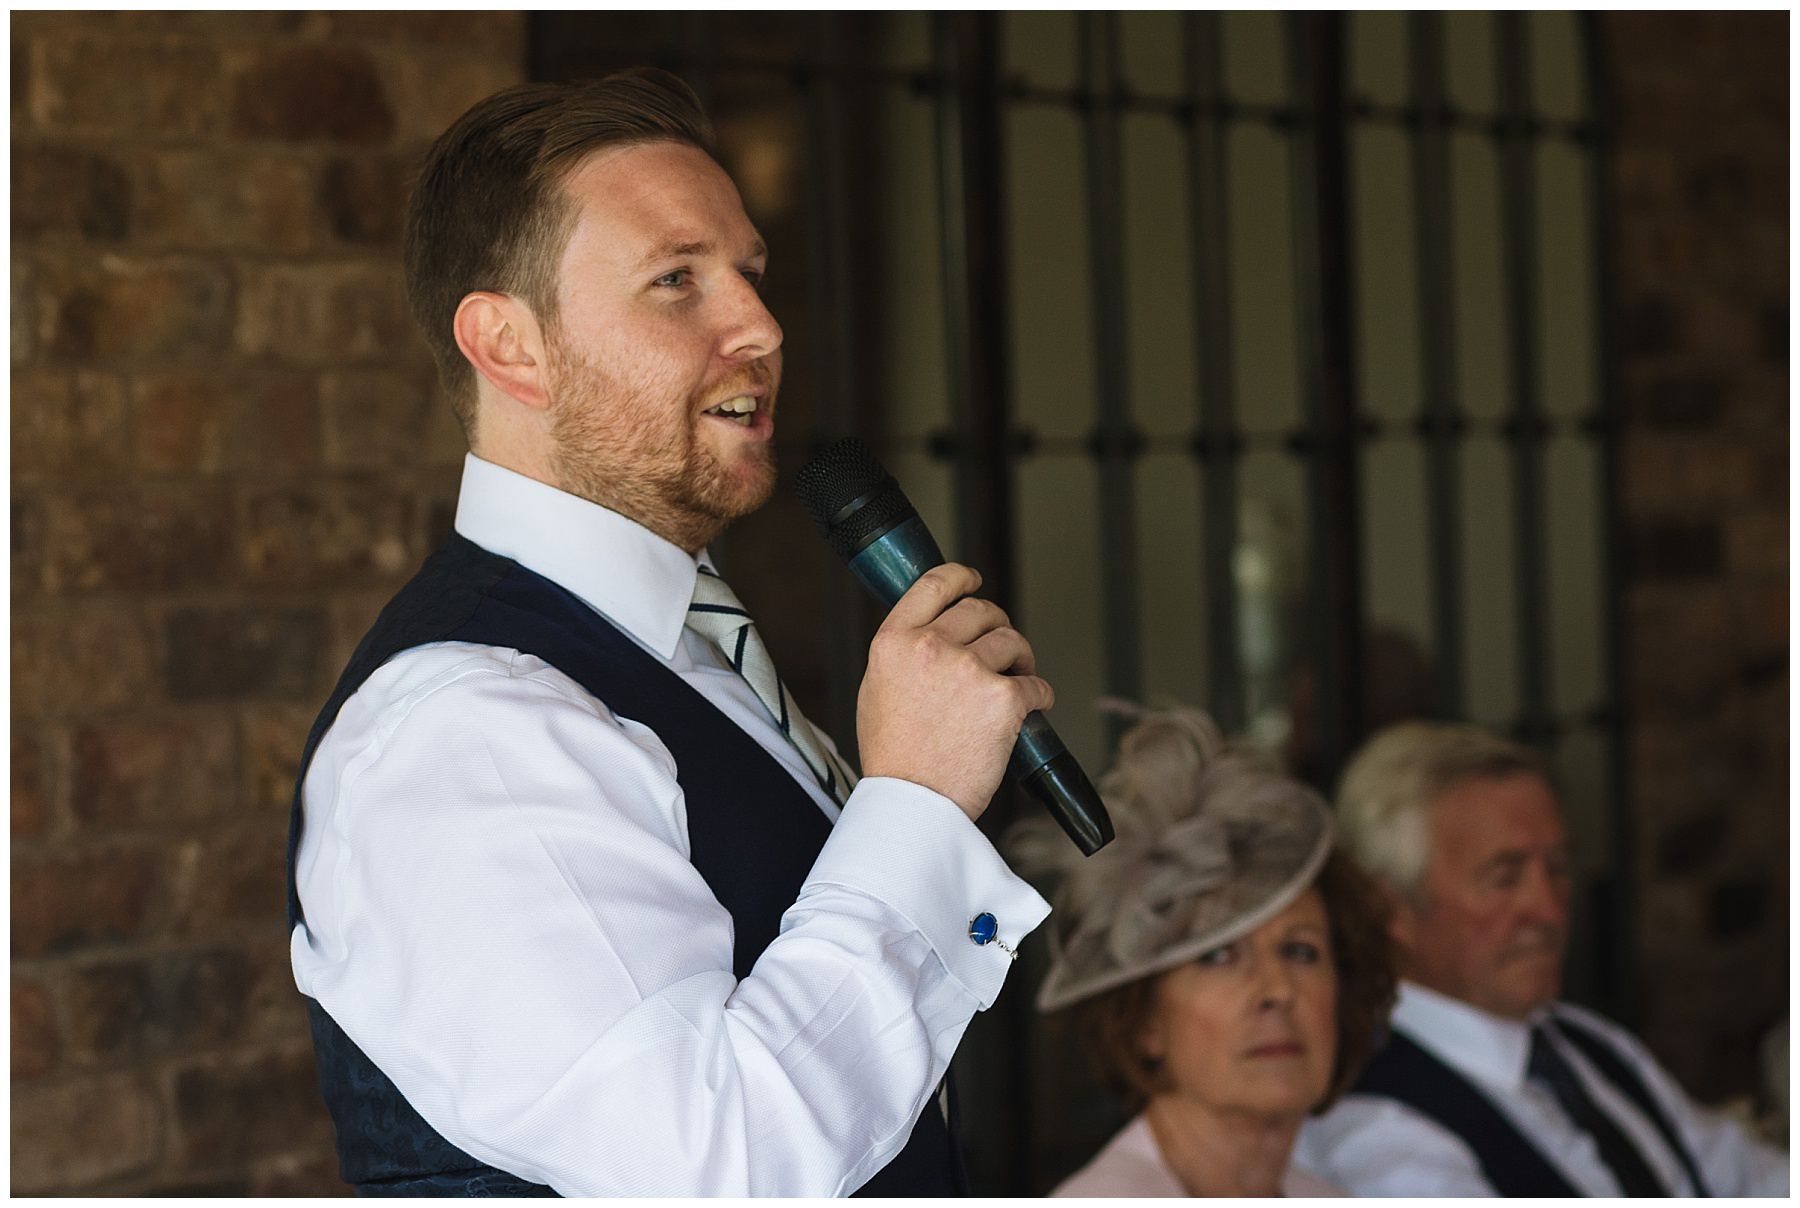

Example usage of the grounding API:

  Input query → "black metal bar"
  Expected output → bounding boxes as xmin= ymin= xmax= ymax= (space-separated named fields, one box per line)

xmin=1355 ymin=99 xmax=1598 ymax=144
xmin=1495 ymin=13 xmax=1554 ymax=743
xmin=1408 ymin=12 xmax=1468 ymax=720
xmin=1182 ymin=12 xmax=1245 ymax=734
xmin=894 ymin=412 xmax=1604 ymax=461
xmin=1285 ymin=13 xmax=1365 ymax=777
xmin=1578 ymin=9 xmax=1637 ymax=1026
xmin=800 ymin=22 xmax=856 ymax=439
xmin=1079 ymin=11 xmax=1144 ymax=722
xmin=932 ymin=14 xmax=1018 ymax=612
xmin=1012 ymin=82 xmax=1295 ymax=125
xmin=799 ymin=15 xmax=866 ymax=752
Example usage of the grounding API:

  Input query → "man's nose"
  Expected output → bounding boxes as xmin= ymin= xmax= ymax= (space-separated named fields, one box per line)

xmin=719 ymin=277 xmax=782 ymax=362
xmin=1520 ymin=862 xmax=1571 ymax=927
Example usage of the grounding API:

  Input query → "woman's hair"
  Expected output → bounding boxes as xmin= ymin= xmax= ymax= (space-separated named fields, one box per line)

xmin=402 ymin=67 xmax=717 ymax=436
xmin=1069 ymin=848 xmax=1397 ymax=1113
xmin=1311 ymin=849 xmax=1399 ymax=1109
xmin=1335 ymin=720 xmax=1548 ymax=903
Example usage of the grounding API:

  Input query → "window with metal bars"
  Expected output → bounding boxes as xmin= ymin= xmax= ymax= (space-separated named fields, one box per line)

xmin=532 ymin=11 xmax=1626 ymax=1194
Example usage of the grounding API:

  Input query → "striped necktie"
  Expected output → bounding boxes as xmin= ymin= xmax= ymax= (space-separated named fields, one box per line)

xmin=685 ymin=565 xmax=857 ymax=805
xmin=1528 ymin=1023 xmax=1670 ymax=1196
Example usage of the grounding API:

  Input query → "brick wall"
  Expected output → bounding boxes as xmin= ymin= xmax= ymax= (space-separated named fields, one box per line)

xmin=11 ymin=12 xmax=524 ymax=1194
xmin=1605 ymin=11 xmax=1788 ymax=1104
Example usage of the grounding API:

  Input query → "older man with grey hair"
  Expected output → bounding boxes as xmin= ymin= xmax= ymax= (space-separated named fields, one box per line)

xmin=1294 ymin=721 xmax=1787 ymax=1197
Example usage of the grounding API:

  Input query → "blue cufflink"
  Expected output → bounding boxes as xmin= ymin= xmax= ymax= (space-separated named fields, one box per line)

xmin=968 ymin=912 xmax=1017 ymax=960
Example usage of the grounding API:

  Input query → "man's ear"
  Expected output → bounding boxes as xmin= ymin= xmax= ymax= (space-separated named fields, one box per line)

xmin=453 ymin=291 xmax=550 ymax=411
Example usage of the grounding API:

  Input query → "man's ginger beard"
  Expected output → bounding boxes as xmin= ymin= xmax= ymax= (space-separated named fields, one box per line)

xmin=543 ymin=330 xmax=778 ymax=552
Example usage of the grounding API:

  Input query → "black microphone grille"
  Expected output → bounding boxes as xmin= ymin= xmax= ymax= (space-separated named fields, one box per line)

xmin=793 ymin=437 xmax=887 ymax=525
xmin=792 ymin=437 xmax=917 ymax=561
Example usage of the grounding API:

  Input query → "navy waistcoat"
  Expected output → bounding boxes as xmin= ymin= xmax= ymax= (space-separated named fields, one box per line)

xmin=1351 ymin=1014 xmax=1708 ymax=1197
xmin=286 ymin=534 xmax=966 ymax=1196
xmin=1354 ymin=1030 xmax=1580 ymax=1196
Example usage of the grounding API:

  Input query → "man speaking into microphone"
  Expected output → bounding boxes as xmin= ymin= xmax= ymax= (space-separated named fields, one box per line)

xmin=284 ymin=69 xmax=1055 ymax=1196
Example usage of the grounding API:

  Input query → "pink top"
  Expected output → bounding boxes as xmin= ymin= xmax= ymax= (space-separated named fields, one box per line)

xmin=1051 ymin=1114 xmax=1346 ymax=1198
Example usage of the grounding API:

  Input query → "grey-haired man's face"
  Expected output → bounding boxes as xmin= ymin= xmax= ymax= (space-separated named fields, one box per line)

xmin=1392 ymin=772 xmax=1571 ymax=1020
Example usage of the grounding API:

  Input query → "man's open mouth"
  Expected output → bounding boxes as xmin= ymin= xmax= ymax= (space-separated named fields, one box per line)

xmin=704 ymin=396 xmax=759 ymax=425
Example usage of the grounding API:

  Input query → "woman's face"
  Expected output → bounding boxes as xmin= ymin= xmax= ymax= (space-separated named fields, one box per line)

xmin=1140 ymin=887 xmax=1338 ymax=1120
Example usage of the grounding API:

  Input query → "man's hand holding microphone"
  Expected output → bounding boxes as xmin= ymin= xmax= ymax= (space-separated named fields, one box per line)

xmin=797 ymin=438 xmax=1113 ymax=853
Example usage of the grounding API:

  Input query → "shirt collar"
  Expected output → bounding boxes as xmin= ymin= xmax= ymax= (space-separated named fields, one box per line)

xmin=452 ymin=453 xmax=704 ymax=660
xmin=1391 ymin=980 xmax=1549 ymax=1092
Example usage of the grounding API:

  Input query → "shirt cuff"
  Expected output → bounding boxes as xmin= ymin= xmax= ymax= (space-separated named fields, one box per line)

xmin=800 ymin=777 xmax=1051 ymax=1009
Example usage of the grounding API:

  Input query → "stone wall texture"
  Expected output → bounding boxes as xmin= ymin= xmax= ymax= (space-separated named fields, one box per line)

xmin=8 ymin=9 xmax=1786 ymax=1196
xmin=1604 ymin=10 xmax=1788 ymax=1105
xmin=11 ymin=11 xmax=525 ymax=1194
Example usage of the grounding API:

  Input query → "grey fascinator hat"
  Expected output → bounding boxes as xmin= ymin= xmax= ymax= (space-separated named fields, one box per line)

xmin=1011 ymin=705 xmax=1333 ymax=1012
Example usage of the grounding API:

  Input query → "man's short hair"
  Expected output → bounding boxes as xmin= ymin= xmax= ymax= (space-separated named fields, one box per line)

xmin=402 ymin=67 xmax=717 ymax=436
xmin=1334 ymin=721 xmax=1550 ymax=903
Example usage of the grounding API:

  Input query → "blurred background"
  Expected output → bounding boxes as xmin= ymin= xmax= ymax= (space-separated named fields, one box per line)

xmin=10 ymin=9 xmax=1787 ymax=1195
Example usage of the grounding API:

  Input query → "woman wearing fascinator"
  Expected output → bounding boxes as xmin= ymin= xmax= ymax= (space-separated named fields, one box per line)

xmin=1011 ymin=706 xmax=1397 ymax=1197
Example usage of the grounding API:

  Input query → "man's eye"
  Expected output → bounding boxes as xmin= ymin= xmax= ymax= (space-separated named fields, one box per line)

xmin=654 ymin=270 xmax=688 ymax=288
xmin=741 ymin=269 xmax=765 ymax=290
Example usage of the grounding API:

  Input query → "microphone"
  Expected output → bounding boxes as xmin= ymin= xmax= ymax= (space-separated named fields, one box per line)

xmin=794 ymin=437 xmax=1114 ymax=855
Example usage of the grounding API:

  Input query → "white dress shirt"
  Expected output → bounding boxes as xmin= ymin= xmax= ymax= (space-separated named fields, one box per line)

xmin=1295 ymin=981 xmax=1790 ymax=1197
xmin=1050 ymin=1114 xmax=1345 ymax=1197
xmin=289 ymin=454 xmax=1051 ymax=1197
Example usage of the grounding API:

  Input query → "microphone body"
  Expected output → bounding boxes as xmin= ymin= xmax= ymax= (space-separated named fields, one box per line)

xmin=797 ymin=442 xmax=1115 ymax=855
